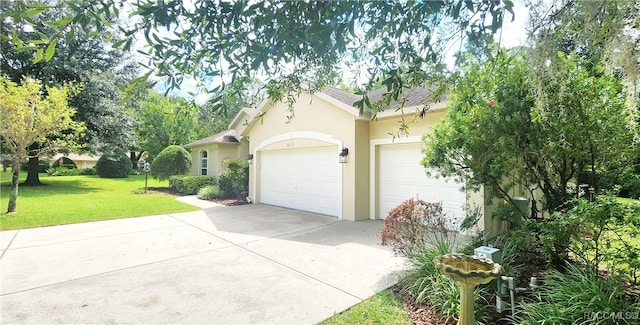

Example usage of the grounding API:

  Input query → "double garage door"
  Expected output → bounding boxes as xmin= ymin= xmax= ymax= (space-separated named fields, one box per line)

xmin=257 ymin=142 xmax=465 ymax=228
xmin=377 ymin=143 xmax=466 ymax=230
xmin=259 ymin=146 xmax=341 ymax=217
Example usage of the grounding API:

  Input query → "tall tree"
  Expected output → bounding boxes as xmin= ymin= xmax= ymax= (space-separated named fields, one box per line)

xmin=0 ymin=77 xmax=84 ymax=213
xmin=422 ymin=50 xmax=637 ymax=215
xmin=2 ymin=0 xmax=516 ymax=112
xmin=526 ymin=0 xmax=640 ymax=198
xmin=197 ymin=77 xmax=265 ymax=138
xmin=136 ymin=90 xmax=198 ymax=160
xmin=70 ymin=71 xmax=138 ymax=155
xmin=1 ymin=0 xmax=139 ymax=185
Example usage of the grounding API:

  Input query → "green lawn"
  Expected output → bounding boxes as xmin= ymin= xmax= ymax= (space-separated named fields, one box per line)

xmin=0 ymin=171 xmax=199 ymax=230
xmin=318 ymin=289 xmax=411 ymax=325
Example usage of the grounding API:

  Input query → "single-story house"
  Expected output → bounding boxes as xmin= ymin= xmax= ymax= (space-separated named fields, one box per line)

xmin=50 ymin=153 xmax=100 ymax=169
xmin=187 ymin=86 xmax=508 ymax=235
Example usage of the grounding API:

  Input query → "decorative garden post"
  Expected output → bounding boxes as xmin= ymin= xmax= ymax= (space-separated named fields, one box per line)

xmin=138 ymin=160 xmax=151 ymax=193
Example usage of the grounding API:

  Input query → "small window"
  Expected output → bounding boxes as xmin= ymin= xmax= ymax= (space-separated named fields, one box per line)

xmin=200 ymin=150 xmax=208 ymax=175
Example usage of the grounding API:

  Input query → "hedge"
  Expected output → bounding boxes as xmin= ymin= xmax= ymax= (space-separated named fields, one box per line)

xmin=169 ymin=175 xmax=216 ymax=195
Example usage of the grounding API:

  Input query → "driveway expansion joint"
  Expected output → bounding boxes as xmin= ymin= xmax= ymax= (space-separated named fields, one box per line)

xmin=168 ymin=215 xmax=364 ymax=301
xmin=1 ymin=220 xmax=195 ymax=251
xmin=0 ymin=229 xmax=19 ymax=260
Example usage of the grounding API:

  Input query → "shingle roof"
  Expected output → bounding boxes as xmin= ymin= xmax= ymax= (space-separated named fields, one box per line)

xmin=184 ymin=129 xmax=240 ymax=148
xmin=319 ymin=85 xmax=441 ymax=112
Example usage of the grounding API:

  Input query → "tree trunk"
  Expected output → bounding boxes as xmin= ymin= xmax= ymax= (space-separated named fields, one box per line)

xmin=22 ymin=156 xmax=43 ymax=186
xmin=130 ymin=151 xmax=143 ymax=168
xmin=7 ymin=160 xmax=19 ymax=213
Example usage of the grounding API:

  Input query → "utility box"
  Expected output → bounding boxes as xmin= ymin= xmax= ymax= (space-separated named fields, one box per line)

xmin=511 ymin=196 xmax=529 ymax=226
xmin=474 ymin=246 xmax=501 ymax=263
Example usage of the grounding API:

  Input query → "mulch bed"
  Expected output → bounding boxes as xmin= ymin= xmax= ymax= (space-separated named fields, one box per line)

xmin=209 ymin=198 xmax=248 ymax=206
xmin=389 ymin=285 xmax=457 ymax=325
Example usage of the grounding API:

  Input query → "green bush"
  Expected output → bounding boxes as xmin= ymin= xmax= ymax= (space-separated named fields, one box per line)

xmin=622 ymin=174 xmax=640 ymax=199
xmin=218 ymin=160 xmax=249 ymax=199
xmin=78 ymin=167 xmax=96 ymax=175
xmin=541 ymin=196 xmax=640 ymax=283
xmin=47 ymin=166 xmax=76 ymax=176
xmin=198 ymin=185 xmax=223 ymax=200
xmin=513 ymin=263 xmax=640 ymax=325
xmin=95 ymin=152 xmax=132 ymax=178
xmin=51 ymin=157 xmax=77 ymax=169
xmin=150 ymin=145 xmax=191 ymax=181
xmin=379 ymin=198 xmax=455 ymax=256
xmin=168 ymin=175 xmax=216 ymax=195
xmin=47 ymin=167 xmax=96 ymax=176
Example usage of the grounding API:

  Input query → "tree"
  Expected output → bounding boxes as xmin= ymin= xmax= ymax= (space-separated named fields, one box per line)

xmin=0 ymin=77 xmax=84 ymax=213
xmin=1 ymin=0 xmax=139 ymax=185
xmin=422 ymin=50 xmax=637 ymax=216
xmin=70 ymin=72 xmax=138 ymax=155
xmin=196 ymin=77 xmax=265 ymax=138
xmin=150 ymin=145 xmax=191 ymax=181
xmin=526 ymin=0 xmax=640 ymax=200
xmin=136 ymin=90 xmax=199 ymax=160
xmin=2 ymin=0 xmax=516 ymax=113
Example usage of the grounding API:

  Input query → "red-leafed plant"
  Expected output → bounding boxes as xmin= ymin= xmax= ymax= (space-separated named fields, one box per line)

xmin=380 ymin=198 xmax=454 ymax=256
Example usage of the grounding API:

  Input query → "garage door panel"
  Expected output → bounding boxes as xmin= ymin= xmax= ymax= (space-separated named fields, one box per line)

xmin=260 ymin=146 xmax=341 ymax=217
xmin=377 ymin=143 xmax=465 ymax=231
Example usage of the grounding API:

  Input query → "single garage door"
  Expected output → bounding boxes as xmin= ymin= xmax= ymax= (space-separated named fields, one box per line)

xmin=377 ymin=142 xmax=466 ymax=230
xmin=260 ymin=146 xmax=341 ymax=217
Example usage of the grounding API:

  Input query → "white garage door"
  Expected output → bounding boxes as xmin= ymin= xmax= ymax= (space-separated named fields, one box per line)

xmin=260 ymin=146 xmax=341 ymax=217
xmin=377 ymin=143 xmax=466 ymax=230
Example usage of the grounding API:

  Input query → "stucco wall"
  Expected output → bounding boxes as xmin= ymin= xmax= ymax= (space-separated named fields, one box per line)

xmin=188 ymin=142 xmax=247 ymax=177
xmin=248 ymin=92 xmax=361 ymax=220
xmin=369 ymin=109 xmax=446 ymax=140
xmin=367 ymin=108 xmax=487 ymax=232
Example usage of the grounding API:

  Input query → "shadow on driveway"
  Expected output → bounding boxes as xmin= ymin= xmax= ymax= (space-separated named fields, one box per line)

xmin=1 ymin=204 xmax=405 ymax=324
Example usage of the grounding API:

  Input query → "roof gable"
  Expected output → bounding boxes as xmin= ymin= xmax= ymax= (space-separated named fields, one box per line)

xmin=184 ymin=129 xmax=240 ymax=148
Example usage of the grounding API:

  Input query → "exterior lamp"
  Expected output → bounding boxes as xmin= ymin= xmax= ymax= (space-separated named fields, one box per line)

xmin=247 ymin=154 xmax=254 ymax=165
xmin=339 ymin=148 xmax=349 ymax=163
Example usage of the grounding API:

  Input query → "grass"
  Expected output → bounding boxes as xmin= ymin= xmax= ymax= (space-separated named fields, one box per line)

xmin=318 ymin=289 xmax=411 ymax=325
xmin=0 ymin=171 xmax=199 ymax=230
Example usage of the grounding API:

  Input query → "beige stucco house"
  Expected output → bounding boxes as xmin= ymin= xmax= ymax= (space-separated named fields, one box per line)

xmin=50 ymin=153 xmax=99 ymax=169
xmin=184 ymin=108 xmax=256 ymax=176
xmin=187 ymin=86 xmax=497 ymax=234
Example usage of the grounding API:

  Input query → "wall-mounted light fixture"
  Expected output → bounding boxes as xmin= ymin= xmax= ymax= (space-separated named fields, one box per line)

xmin=247 ymin=154 xmax=254 ymax=165
xmin=339 ymin=148 xmax=349 ymax=163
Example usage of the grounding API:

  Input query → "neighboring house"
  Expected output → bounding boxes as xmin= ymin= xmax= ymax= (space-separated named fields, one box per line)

xmin=187 ymin=87 xmax=497 ymax=234
xmin=184 ymin=108 xmax=256 ymax=176
xmin=50 ymin=153 xmax=99 ymax=169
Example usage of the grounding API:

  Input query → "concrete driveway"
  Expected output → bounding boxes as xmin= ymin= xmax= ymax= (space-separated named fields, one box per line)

xmin=0 ymin=203 xmax=404 ymax=324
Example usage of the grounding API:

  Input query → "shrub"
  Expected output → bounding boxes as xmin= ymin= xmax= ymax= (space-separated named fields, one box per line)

xmin=47 ymin=167 xmax=96 ymax=176
xmin=78 ymin=167 xmax=96 ymax=175
xmin=47 ymin=166 xmax=77 ymax=176
xmin=541 ymin=196 xmax=640 ymax=283
xmin=380 ymin=198 xmax=454 ymax=256
xmin=95 ymin=152 xmax=132 ymax=178
xmin=398 ymin=241 xmax=492 ymax=323
xmin=51 ymin=157 xmax=77 ymax=169
xmin=198 ymin=185 xmax=224 ymax=200
xmin=150 ymin=145 xmax=191 ymax=181
xmin=218 ymin=160 xmax=249 ymax=199
xmin=169 ymin=175 xmax=216 ymax=195
xmin=513 ymin=263 xmax=640 ymax=325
